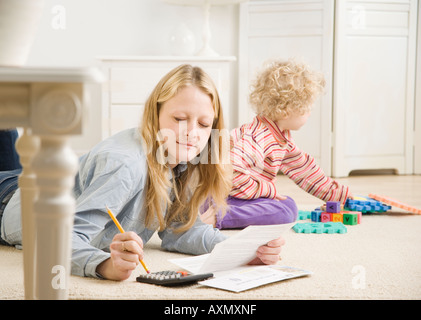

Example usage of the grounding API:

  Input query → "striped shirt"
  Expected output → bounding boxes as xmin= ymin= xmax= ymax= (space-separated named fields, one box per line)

xmin=230 ymin=116 xmax=350 ymax=204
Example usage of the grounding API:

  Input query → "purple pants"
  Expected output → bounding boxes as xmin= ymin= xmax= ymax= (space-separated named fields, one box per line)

xmin=208 ymin=196 xmax=298 ymax=230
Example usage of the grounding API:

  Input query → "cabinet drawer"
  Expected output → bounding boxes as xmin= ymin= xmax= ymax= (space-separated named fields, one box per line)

xmin=109 ymin=64 xmax=230 ymax=105
xmin=110 ymin=67 xmax=171 ymax=104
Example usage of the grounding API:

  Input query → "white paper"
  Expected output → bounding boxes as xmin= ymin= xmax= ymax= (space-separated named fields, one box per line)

xmin=198 ymin=265 xmax=312 ymax=292
xmin=169 ymin=222 xmax=295 ymax=274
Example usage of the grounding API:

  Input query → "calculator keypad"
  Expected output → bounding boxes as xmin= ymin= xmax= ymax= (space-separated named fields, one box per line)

xmin=136 ymin=270 xmax=213 ymax=286
xmin=143 ymin=271 xmax=182 ymax=280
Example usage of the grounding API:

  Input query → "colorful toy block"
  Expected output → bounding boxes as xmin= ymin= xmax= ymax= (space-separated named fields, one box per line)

xmin=331 ymin=213 xmax=343 ymax=223
xmin=326 ymin=201 xmax=341 ymax=213
xmin=349 ymin=211 xmax=362 ymax=224
xmin=343 ymin=213 xmax=359 ymax=225
xmin=311 ymin=210 xmax=321 ymax=222
xmin=298 ymin=210 xmax=311 ymax=220
xmin=368 ymin=194 xmax=421 ymax=215
xmin=352 ymin=211 xmax=362 ymax=224
xmin=292 ymin=222 xmax=347 ymax=234
xmin=320 ymin=212 xmax=331 ymax=223
xmin=345 ymin=196 xmax=391 ymax=214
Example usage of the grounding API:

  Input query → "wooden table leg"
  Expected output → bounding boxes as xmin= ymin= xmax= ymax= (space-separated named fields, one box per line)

xmin=15 ymin=128 xmax=40 ymax=300
xmin=0 ymin=67 xmax=103 ymax=300
xmin=31 ymin=135 xmax=78 ymax=299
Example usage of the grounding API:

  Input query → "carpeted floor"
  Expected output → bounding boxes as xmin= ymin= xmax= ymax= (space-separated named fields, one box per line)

xmin=1 ymin=175 xmax=420 ymax=300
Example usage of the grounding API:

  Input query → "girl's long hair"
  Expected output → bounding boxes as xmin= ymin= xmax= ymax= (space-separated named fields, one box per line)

xmin=140 ymin=64 xmax=232 ymax=233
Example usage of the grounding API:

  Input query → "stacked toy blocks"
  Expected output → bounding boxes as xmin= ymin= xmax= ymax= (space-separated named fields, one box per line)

xmin=293 ymin=196 xmax=394 ymax=235
xmin=310 ymin=201 xmax=361 ymax=226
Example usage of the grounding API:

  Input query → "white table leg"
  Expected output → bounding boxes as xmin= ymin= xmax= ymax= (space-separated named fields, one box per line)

xmin=15 ymin=127 xmax=40 ymax=300
xmin=31 ymin=135 xmax=78 ymax=300
xmin=0 ymin=68 xmax=103 ymax=300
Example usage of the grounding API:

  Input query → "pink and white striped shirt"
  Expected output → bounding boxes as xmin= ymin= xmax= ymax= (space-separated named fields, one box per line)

xmin=230 ymin=116 xmax=350 ymax=204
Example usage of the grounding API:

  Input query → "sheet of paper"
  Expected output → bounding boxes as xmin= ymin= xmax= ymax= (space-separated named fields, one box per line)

xmin=198 ymin=265 xmax=312 ymax=293
xmin=169 ymin=222 xmax=295 ymax=274
xmin=168 ymin=254 xmax=210 ymax=274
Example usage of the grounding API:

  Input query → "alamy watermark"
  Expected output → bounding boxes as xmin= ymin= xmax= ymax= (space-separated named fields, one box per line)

xmin=51 ymin=265 xmax=66 ymax=290
xmin=154 ymin=124 xmax=268 ymax=176
xmin=351 ymin=5 xmax=366 ymax=30
xmin=51 ymin=5 xmax=66 ymax=30
xmin=351 ymin=265 xmax=366 ymax=289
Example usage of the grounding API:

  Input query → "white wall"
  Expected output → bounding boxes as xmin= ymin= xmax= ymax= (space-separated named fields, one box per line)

xmin=25 ymin=0 xmax=240 ymax=154
xmin=26 ymin=0 xmax=239 ymax=66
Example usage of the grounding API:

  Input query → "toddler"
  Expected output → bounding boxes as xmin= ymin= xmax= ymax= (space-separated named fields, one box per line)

xmin=202 ymin=59 xmax=352 ymax=229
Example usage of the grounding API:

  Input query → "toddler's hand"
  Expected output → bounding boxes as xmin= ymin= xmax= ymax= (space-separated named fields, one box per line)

xmin=275 ymin=194 xmax=287 ymax=201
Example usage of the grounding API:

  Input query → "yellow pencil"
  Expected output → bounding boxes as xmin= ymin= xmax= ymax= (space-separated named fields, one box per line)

xmin=106 ymin=205 xmax=150 ymax=274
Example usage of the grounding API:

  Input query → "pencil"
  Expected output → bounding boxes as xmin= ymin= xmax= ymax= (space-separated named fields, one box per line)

xmin=106 ymin=205 xmax=150 ymax=274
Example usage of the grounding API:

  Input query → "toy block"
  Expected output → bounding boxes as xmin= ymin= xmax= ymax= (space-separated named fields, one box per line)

xmin=342 ymin=211 xmax=361 ymax=224
xmin=311 ymin=210 xmax=321 ymax=222
xmin=343 ymin=213 xmax=358 ymax=225
xmin=368 ymin=193 xmax=421 ymax=215
xmin=293 ymin=222 xmax=322 ymax=234
xmin=324 ymin=222 xmax=347 ymax=234
xmin=298 ymin=210 xmax=311 ymax=220
xmin=345 ymin=197 xmax=391 ymax=214
xmin=331 ymin=213 xmax=343 ymax=223
xmin=292 ymin=222 xmax=347 ymax=234
xmin=355 ymin=211 xmax=362 ymax=223
xmin=326 ymin=201 xmax=341 ymax=213
xmin=320 ymin=212 xmax=331 ymax=223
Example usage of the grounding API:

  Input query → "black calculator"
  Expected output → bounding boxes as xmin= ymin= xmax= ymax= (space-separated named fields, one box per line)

xmin=136 ymin=270 xmax=213 ymax=286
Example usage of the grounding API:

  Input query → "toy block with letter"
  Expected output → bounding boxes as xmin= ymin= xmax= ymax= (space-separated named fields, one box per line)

xmin=326 ymin=201 xmax=341 ymax=213
xmin=331 ymin=213 xmax=343 ymax=223
xmin=311 ymin=209 xmax=322 ymax=222
xmin=343 ymin=212 xmax=359 ymax=225
xmin=320 ymin=212 xmax=331 ymax=223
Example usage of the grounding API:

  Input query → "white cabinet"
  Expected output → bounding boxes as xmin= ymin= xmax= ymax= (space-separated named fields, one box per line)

xmin=98 ymin=56 xmax=236 ymax=140
xmin=415 ymin=1 xmax=421 ymax=174
xmin=239 ymin=0 xmax=419 ymax=177
xmin=333 ymin=0 xmax=418 ymax=177
xmin=239 ymin=0 xmax=335 ymax=175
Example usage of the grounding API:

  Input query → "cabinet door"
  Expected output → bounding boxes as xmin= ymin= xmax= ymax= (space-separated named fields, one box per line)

xmin=238 ymin=0 xmax=335 ymax=175
xmin=414 ymin=0 xmax=421 ymax=174
xmin=332 ymin=0 xmax=418 ymax=177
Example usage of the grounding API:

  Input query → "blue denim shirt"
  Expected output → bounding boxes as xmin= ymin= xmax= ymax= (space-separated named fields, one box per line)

xmin=1 ymin=128 xmax=227 ymax=278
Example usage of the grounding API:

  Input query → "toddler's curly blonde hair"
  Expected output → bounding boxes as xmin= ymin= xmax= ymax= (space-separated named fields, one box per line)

xmin=249 ymin=59 xmax=326 ymax=120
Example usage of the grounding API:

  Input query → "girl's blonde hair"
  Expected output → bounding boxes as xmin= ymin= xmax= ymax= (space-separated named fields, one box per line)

xmin=140 ymin=64 xmax=232 ymax=233
xmin=249 ymin=59 xmax=326 ymax=120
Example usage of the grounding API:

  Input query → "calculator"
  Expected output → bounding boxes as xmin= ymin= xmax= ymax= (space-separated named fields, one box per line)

xmin=136 ymin=270 xmax=213 ymax=286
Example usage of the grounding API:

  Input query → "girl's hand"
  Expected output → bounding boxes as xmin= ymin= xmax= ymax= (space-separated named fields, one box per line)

xmin=96 ymin=231 xmax=144 ymax=280
xmin=248 ymin=237 xmax=285 ymax=265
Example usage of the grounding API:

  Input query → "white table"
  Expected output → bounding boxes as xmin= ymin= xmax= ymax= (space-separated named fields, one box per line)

xmin=0 ymin=67 xmax=105 ymax=299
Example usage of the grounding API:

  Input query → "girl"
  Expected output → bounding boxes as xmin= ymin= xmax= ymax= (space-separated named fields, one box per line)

xmin=201 ymin=59 xmax=352 ymax=229
xmin=0 ymin=65 xmax=285 ymax=281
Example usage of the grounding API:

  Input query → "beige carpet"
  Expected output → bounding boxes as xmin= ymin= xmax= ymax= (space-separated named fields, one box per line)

xmin=1 ymin=175 xmax=421 ymax=300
